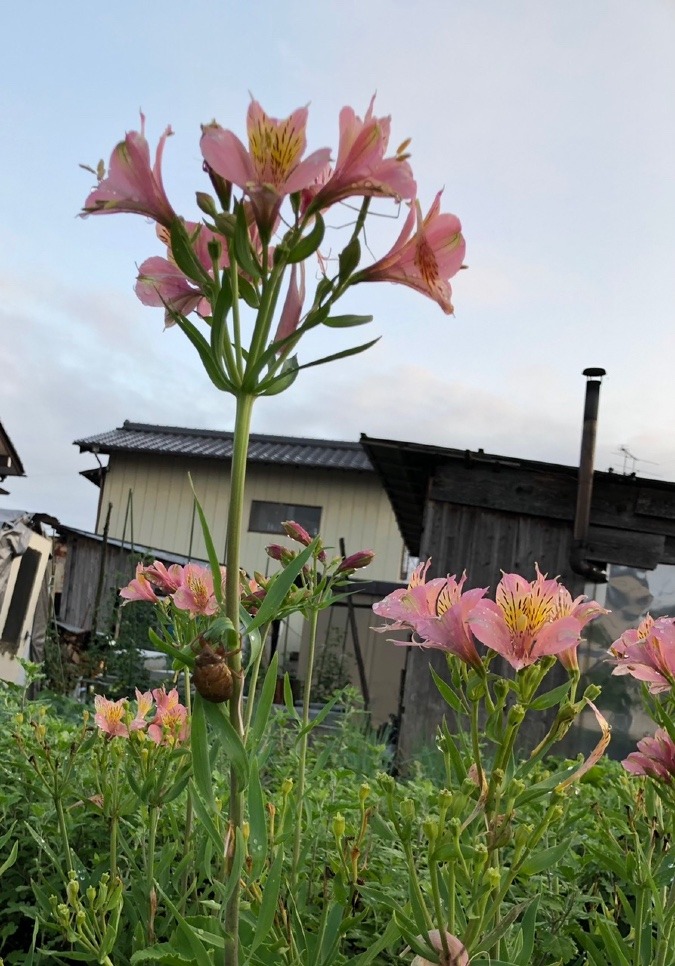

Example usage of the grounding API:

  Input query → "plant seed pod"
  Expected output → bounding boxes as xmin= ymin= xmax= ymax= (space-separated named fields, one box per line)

xmin=193 ymin=643 xmax=233 ymax=703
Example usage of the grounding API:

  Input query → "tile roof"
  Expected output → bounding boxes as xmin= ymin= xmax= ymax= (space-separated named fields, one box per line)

xmin=75 ymin=421 xmax=373 ymax=472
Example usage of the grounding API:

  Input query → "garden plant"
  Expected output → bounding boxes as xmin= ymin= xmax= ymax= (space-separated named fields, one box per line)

xmin=3 ymin=95 xmax=675 ymax=965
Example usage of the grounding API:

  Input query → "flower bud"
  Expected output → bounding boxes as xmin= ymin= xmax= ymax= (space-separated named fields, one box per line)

xmin=400 ymin=798 xmax=416 ymax=822
xmin=376 ymin=772 xmax=396 ymax=795
xmin=359 ymin=783 xmax=371 ymax=804
xmin=281 ymin=520 xmax=313 ymax=547
xmin=438 ymin=788 xmax=453 ymax=809
xmin=242 ymin=821 xmax=250 ymax=843
xmin=507 ymin=703 xmax=526 ymax=726
xmin=336 ymin=550 xmax=375 ymax=574
xmin=266 ymin=544 xmax=295 ymax=565
xmin=66 ymin=874 xmax=79 ymax=906
xmin=333 ymin=812 xmax=346 ymax=838
xmin=485 ymin=867 xmax=501 ymax=888
xmin=281 ymin=777 xmax=294 ymax=797
xmin=195 ymin=191 xmax=218 ymax=218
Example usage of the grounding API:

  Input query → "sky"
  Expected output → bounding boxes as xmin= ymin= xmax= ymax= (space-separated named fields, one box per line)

xmin=2 ymin=0 xmax=675 ymax=532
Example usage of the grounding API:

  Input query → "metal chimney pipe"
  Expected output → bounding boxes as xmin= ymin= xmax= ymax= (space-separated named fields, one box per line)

xmin=570 ymin=367 xmax=607 ymax=581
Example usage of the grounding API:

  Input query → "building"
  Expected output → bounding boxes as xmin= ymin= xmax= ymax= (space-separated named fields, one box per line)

xmin=362 ymin=433 xmax=675 ymax=758
xmin=69 ymin=421 xmax=409 ymax=724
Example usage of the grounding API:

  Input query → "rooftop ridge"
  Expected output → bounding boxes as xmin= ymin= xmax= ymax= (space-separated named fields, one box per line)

xmin=117 ymin=421 xmax=362 ymax=451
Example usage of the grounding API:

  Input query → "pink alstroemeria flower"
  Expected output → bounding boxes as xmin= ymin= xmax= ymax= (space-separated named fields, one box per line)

xmin=372 ymin=560 xmax=486 ymax=669
xmin=274 ymin=263 xmax=306 ymax=346
xmin=94 ymin=695 xmax=129 ymax=738
xmin=120 ymin=564 xmax=159 ymax=604
xmin=148 ymin=688 xmax=189 ymax=746
xmin=200 ymin=100 xmax=331 ymax=236
xmin=468 ymin=569 xmax=583 ymax=671
xmin=623 ymin=728 xmax=675 ymax=782
xmin=143 ymin=561 xmax=184 ymax=594
xmin=82 ymin=113 xmax=176 ymax=228
xmin=552 ymin=587 xmax=607 ymax=672
xmin=309 ymin=96 xmax=416 ymax=212
xmin=129 ymin=689 xmax=154 ymax=732
xmin=356 ymin=191 xmax=465 ymax=314
xmin=611 ymin=615 xmax=675 ymax=693
xmin=172 ymin=564 xmax=219 ymax=617
xmin=136 ymin=222 xmax=228 ymax=325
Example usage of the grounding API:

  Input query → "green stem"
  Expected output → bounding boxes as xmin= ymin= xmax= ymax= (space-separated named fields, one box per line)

xmin=291 ymin=606 xmax=319 ymax=887
xmin=55 ymin=795 xmax=74 ymax=876
xmin=180 ymin=671 xmax=194 ymax=916
xmin=147 ymin=805 xmax=159 ymax=943
xmin=428 ymin=847 xmax=450 ymax=962
xmin=223 ymin=391 xmax=255 ymax=966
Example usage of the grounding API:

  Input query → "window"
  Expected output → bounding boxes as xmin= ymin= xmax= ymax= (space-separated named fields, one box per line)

xmin=248 ymin=501 xmax=322 ymax=536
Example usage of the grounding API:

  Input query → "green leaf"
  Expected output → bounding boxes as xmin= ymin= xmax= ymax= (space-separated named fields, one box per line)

xmin=290 ymin=338 xmax=380 ymax=373
xmin=233 ymin=203 xmax=263 ymax=281
xmin=169 ymin=221 xmax=213 ymax=290
xmin=529 ymin=679 xmax=572 ymax=711
xmin=518 ymin=840 xmax=570 ymax=876
xmin=260 ymin=355 xmax=299 ymax=396
xmin=245 ymin=541 xmax=316 ymax=634
xmin=286 ymin=213 xmax=325 ymax=264
xmin=154 ymin=883 xmax=215 ymax=966
xmin=203 ymin=700 xmax=250 ymax=787
xmin=246 ymin=759 xmax=268 ymax=878
xmin=316 ymin=901 xmax=345 ymax=966
xmin=514 ymin=894 xmax=539 ymax=965
xmin=283 ymin=672 xmax=299 ymax=716
xmin=248 ymin=652 xmax=279 ymax=749
xmin=323 ymin=313 xmax=373 ymax=328
xmin=0 ymin=839 xmax=18 ymax=877
xmin=338 ymin=236 xmax=361 ymax=281
xmin=148 ymin=627 xmax=195 ymax=670
xmin=250 ymin=848 xmax=284 ymax=953
xmin=296 ymin=692 xmax=342 ymax=739
xmin=237 ymin=274 xmax=260 ymax=309
xmin=131 ymin=944 xmax=194 ymax=963
xmin=188 ymin=479 xmax=224 ymax=605
xmin=430 ymin=666 xmax=465 ymax=714
xmin=349 ymin=916 xmax=401 ymax=966
xmin=191 ymin=696 xmax=216 ymax=808
xmin=188 ymin=783 xmax=222 ymax=851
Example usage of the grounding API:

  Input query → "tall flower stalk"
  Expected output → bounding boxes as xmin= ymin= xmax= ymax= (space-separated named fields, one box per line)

xmin=82 ymin=95 xmax=465 ymax=965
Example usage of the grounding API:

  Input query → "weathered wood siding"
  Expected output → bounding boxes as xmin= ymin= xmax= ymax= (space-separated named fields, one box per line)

xmin=97 ymin=454 xmax=404 ymax=582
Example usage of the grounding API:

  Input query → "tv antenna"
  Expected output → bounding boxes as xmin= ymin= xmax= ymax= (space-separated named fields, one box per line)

xmin=615 ymin=445 xmax=659 ymax=476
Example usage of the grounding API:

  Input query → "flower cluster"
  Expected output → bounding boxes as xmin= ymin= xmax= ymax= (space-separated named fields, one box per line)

xmin=81 ymin=95 xmax=465 ymax=355
xmin=120 ymin=561 xmax=224 ymax=617
xmin=94 ymin=687 xmax=189 ymax=745
xmin=373 ymin=560 xmax=606 ymax=672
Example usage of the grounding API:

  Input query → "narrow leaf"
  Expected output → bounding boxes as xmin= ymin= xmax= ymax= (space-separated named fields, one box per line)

xmin=323 ymin=314 xmax=373 ymax=328
xmin=248 ymin=652 xmax=279 ymax=749
xmin=203 ymin=701 xmax=249 ymax=787
xmin=291 ymin=338 xmax=380 ymax=373
xmin=287 ymin=213 xmax=325 ymax=264
xmin=188 ymin=479 xmax=224 ymax=605
xmin=529 ymin=680 xmax=572 ymax=711
xmin=148 ymin=627 xmax=195 ymax=669
xmin=250 ymin=848 xmax=284 ymax=953
xmin=191 ymin=697 xmax=216 ymax=808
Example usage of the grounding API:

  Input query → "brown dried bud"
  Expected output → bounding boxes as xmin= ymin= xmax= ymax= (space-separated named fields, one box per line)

xmin=193 ymin=643 xmax=233 ymax=703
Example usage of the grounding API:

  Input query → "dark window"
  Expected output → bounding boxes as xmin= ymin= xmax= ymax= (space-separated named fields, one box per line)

xmin=248 ymin=501 xmax=322 ymax=536
xmin=2 ymin=548 xmax=41 ymax=648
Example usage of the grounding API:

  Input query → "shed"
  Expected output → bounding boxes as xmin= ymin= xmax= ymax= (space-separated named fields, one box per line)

xmin=361 ymin=434 xmax=675 ymax=756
